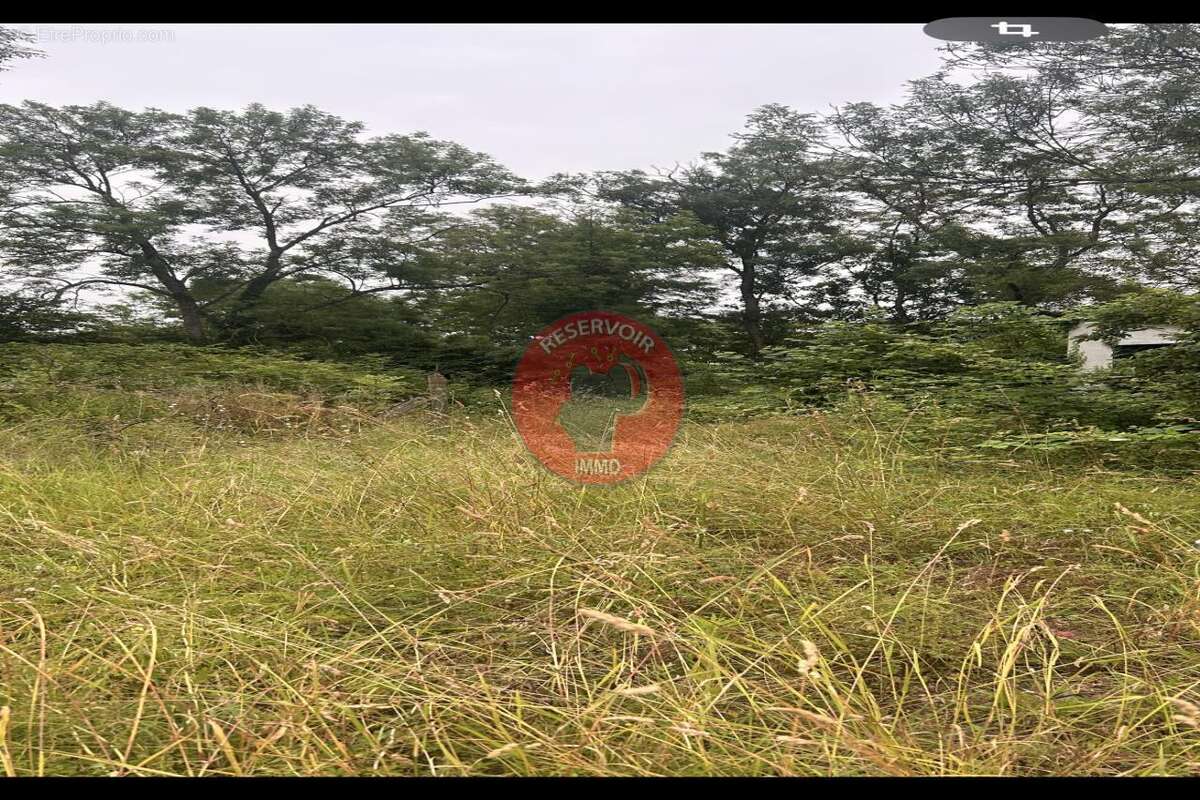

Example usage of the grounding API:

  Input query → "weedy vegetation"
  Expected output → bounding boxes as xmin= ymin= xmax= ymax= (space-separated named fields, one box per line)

xmin=1 ymin=342 xmax=1198 ymax=776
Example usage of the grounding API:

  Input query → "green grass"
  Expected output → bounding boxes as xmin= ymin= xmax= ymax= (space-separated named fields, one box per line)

xmin=1 ymin=382 xmax=1199 ymax=775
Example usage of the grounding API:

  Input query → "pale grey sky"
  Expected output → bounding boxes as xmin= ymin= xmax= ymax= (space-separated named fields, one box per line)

xmin=3 ymin=23 xmax=947 ymax=180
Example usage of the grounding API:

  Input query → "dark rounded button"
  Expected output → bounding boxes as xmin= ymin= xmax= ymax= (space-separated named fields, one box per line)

xmin=924 ymin=18 xmax=1108 ymax=43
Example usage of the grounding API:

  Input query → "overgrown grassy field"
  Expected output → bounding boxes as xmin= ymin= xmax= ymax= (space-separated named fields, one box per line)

xmin=1 ymin=349 xmax=1199 ymax=775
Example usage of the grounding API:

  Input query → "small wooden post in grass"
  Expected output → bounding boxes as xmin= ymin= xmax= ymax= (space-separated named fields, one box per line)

xmin=427 ymin=370 xmax=448 ymax=414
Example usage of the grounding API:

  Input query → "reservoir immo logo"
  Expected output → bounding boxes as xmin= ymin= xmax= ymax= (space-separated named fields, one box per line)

xmin=512 ymin=311 xmax=684 ymax=485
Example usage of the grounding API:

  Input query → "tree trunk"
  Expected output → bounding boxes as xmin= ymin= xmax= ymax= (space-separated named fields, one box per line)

xmin=133 ymin=239 xmax=208 ymax=343
xmin=223 ymin=254 xmax=282 ymax=343
xmin=739 ymin=260 xmax=765 ymax=359
xmin=892 ymin=284 xmax=910 ymax=324
xmin=102 ymin=193 xmax=209 ymax=344
xmin=175 ymin=294 xmax=208 ymax=343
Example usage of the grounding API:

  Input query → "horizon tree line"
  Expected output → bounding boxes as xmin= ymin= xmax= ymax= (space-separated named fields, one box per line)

xmin=1 ymin=23 xmax=1199 ymax=364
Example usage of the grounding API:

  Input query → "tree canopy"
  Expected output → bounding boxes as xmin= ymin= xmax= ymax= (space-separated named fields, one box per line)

xmin=2 ymin=24 xmax=1198 ymax=374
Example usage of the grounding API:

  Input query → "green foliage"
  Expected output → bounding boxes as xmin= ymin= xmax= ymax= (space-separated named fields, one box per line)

xmin=1087 ymin=290 xmax=1200 ymax=422
xmin=419 ymin=206 xmax=718 ymax=338
xmin=0 ymin=293 xmax=96 ymax=340
xmin=594 ymin=104 xmax=855 ymax=355
xmin=977 ymin=423 xmax=1200 ymax=452
xmin=0 ymin=101 xmax=522 ymax=344
xmin=189 ymin=276 xmax=438 ymax=364
xmin=683 ymin=303 xmax=1184 ymax=445
xmin=0 ymin=343 xmax=424 ymax=424
xmin=934 ymin=303 xmax=1067 ymax=361
xmin=1088 ymin=289 xmax=1200 ymax=340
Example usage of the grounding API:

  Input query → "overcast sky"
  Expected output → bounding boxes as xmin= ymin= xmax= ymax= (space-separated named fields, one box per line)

xmin=3 ymin=23 xmax=947 ymax=180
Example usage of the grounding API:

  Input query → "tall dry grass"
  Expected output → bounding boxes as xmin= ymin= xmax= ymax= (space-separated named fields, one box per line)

xmin=0 ymin=396 xmax=1198 ymax=775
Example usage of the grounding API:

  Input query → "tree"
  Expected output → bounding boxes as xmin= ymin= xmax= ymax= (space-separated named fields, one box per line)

xmin=0 ymin=26 xmax=40 ymax=75
xmin=0 ymin=291 xmax=91 ymax=342
xmin=915 ymin=70 xmax=1181 ymax=304
xmin=406 ymin=204 xmax=720 ymax=380
xmin=826 ymin=100 xmax=979 ymax=321
xmin=0 ymin=102 xmax=522 ymax=343
xmin=189 ymin=275 xmax=436 ymax=363
xmin=931 ymin=24 xmax=1200 ymax=295
xmin=593 ymin=105 xmax=856 ymax=357
xmin=0 ymin=104 xmax=206 ymax=334
xmin=830 ymin=62 xmax=1191 ymax=314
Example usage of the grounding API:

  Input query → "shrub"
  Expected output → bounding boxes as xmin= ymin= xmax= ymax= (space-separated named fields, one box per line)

xmin=0 ymin=343 xmax=422 ymax=399
xmin=0 ymin=343 xmax=427 ymax=429
xmin=683 ymin=302 xmax=1189 ymax=444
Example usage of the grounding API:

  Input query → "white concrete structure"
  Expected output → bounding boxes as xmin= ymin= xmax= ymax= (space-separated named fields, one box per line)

xmin=1067 ymin=321 xmax=1184 ymax=371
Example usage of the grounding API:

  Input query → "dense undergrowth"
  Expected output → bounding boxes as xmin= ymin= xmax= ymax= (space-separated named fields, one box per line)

xmin=0 ymin=336 xmax=1198 ymax=775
